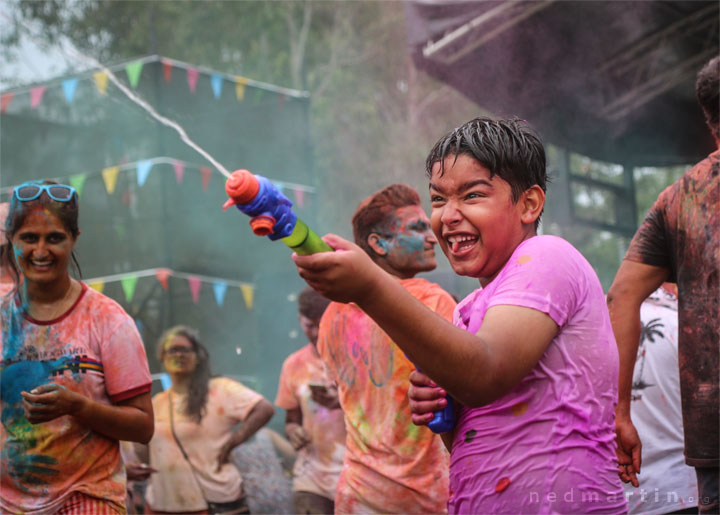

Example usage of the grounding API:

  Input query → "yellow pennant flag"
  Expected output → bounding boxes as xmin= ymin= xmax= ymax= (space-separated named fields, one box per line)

xmin=93 ymin=71 xmax=109 ymax=95
xmin=102 ymin=166 xmax=120 ymax=194
xmin=240 ymin=284 xmax=254 ymax=309
xmin=88 ymin=281 xmax=105 ymax=294
xmin=235 ymin=76 xmax=249 ymax=101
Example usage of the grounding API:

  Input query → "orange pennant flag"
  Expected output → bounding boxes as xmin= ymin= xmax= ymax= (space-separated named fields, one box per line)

xmin=155 ymin=268 xmax=171 ymax=290
xmin=162 ymin=59 xmax=173 ymax=83
xmin=200 ymin=166 xmax=212 ymax=191
xmin=1 ymin=92 xmax=14 ymax=114
xmin=102 ymin=166 xmax=120 ymax=194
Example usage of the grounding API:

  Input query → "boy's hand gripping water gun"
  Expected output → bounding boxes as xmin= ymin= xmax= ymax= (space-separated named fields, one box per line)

xmin=408 ymin=359 xmax=455 ymax=433
xmin=223 ymin=169 xmax=453 ymax=433
xmin=222 ymin=169 xmax=332 ymax=255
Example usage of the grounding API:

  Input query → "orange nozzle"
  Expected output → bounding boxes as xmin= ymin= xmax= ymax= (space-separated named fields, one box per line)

xmin=225 ymin=169 xmax=260 ymax=205
xmin=250 ymin=215 xmax=275 ymax=236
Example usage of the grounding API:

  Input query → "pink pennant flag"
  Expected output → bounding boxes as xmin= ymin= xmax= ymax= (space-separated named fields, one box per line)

xmin=200 ymin=166 xmax=212 ymax=191
xmin=30 ymin=86 xmax=46 ymax=108
xmin=293 ymin=188 xmax=305 ymax=208
xmin=187 ymin=67 xmax=199 ymax=93
xmin=173 ymin=161 xmax=185 ymax=184
xmin=122 ymin=189 xmax=132 ymax=206
xmin=1 ymin=92 xmax=14 ymax=114
xmin=188 ymin=276 xmax=202 ymax=303
xmin=155 ymin=268 xmax=171 ymax=290
xmin=162 ymin=59 xmax=173 ymax=83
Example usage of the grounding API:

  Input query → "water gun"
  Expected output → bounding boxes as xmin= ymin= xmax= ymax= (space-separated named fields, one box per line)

xmin=224 ymin=169 xmax=453 ymax=433
xmin=222 ymin=169 xmax=332 ymax=255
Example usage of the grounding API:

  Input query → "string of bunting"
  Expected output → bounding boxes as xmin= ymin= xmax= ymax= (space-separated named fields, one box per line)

xmin=0 ymin=55 xmax=309 ymax=115
xmin=85 ymin=267 xmax=255 ymax=309
xmin=0 ymin=156 xmax=314 ymax=208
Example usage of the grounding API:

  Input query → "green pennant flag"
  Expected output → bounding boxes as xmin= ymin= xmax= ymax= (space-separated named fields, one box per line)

xmin=121 ymin=276 xmax=139 ymax=302
xmin=68 ymin=174 xmax=88 ymax=197
xmin=125 ymin=61 xmax=144 ymax=89
xmin=254 ymin=87 xmax=264 ymax=104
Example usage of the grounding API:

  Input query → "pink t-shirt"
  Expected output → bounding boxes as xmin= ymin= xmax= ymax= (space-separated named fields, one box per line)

xmin=145 ymin=377 xmax=263 ymax=512
xmin=0 ymin=283 xmax=152 ymax=515
xmin=275 ymin=344 xmax=346 ymax=499
xmin=317 ymin=277 xmax=455 ymax=514
xmin=449 ymin=235 xmax=626 ymax=514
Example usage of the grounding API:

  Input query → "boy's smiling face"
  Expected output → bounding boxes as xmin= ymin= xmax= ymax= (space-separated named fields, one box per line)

xmin=429 ymin=154 xmax=536 ymax=285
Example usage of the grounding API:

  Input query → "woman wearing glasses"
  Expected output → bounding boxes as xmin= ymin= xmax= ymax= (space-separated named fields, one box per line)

xmin=136 ymin=326 xmax=275 ymax=515
xmin=0 ymin=181 xmax=154 ymax=514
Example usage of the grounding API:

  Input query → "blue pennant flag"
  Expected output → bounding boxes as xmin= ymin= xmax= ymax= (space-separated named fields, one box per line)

xmin=62 ymin=79 xmax=79 ymax=104
xmin=213 ymin=281 xmax=228 ymax=307
xmin=137 ymin=160 xmax=153 ymax=187
xmin=210 ymin=74 xmax=223 ymax=99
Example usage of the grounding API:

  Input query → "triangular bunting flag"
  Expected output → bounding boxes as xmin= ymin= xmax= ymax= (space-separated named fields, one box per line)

xmin=1 ymin=92 xmax=14 ymax=114
xmin=30 ymin=86 xmax=46 ymax=108
xmin=115 ymin=224 xmax=127 ymax=240
xmin=240 ymin=284 xmax=254 ymax=309
xmin=162 ymin=59 xmax=173 ymax=83
xmin=69 ymin=174 xmax=87 ymax=197
xmin=173 ymin=161 xmax=185 ymax=184
xmin=134 ymin=318 xmax=143 ymax=334
xmin=137 ymin=160 xmax=153 ymax=187
xmin=125 ymin=61 xmax=144 ymax=89
xmin=62 ymin=78 xmax=79 ymax=104
xmin=88 ymin=281 xmax=105 ymax=294
xmin=121 ymin=275 xmax=139 ymax=302
xmin=213 ymin=281 xmax=228 ymax=307
xmin=254 ymin=87 xmax=264 ymax=103
xmin=277 ymin=94 xmax=287 ymax=107
xmin=293 ymin=188 xmax=305 ymax=208
xmin=200 ymin=166 xmax=212 ymax=191
xmin=188 ymin=276 xmax=202 ymax=303
xmin=93 ymin=71 xmax=108 ymax=94
xmin=210 ymin=74 xmax=223 ymax=99
xmin=235 ymin=77 xmax=248 ymax=101
xmin=155 ymin=268 xmax=171 ymax=290
xmin=187 ymin=67 xmax=199 ymax=93
xmin=102 ymin=166 xmax=120 ymax=194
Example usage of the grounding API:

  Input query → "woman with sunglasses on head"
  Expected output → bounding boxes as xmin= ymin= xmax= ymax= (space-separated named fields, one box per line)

xmin=0 ymin=181 xmax=154 ymax=515
xmin=133 ymin=326 xmax=275 ymax=515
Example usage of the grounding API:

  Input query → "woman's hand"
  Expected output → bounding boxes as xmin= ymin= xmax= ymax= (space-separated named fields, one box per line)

xmin=21 ymin=384 xmax=85 ymax=424
xmin=292 ymin=234 xmax=385 ymax=305
xmin=407 ymin=370 xmax=448 ymax=426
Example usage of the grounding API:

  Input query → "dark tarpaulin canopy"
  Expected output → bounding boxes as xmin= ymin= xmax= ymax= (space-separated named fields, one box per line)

xmin=406 ymin=0 xmax=719 ymax=167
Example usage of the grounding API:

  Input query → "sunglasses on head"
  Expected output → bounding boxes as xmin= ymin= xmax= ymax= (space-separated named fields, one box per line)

xmin=13 ymin=183 xmax=77 ymax=203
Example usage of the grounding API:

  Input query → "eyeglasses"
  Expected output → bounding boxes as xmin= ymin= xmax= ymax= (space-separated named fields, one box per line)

xmin=165 ymin=347 xmax=196 ymax=356
xmin=14 ymin=183 xmax=77 ymax=202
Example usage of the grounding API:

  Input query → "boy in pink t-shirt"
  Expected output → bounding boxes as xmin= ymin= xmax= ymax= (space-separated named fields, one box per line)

xmin=293 ymin=118 xmax=626 ymax=513
xmin=275 ymin=287 xmax=346 ymax=514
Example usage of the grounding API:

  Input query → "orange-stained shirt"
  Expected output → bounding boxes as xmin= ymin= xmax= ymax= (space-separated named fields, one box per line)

xmin=144 ymin=377 xmax=264 ymax=512
xmin=275 ymin=344 xmax=346 ymax=499
xmin=0 ymin=283 xmax=152 ymax=515
xmin=316 ymin=277 xmax=456 ymax=514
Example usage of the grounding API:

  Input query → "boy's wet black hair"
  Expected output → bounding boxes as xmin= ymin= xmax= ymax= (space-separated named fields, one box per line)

xmin=425 ymin=117 xmax=548 ymax=226
xmin=696 ymin=56 xmax=719 ymax=141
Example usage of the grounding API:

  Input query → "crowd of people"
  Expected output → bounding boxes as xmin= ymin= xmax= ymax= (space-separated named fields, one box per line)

xmin=0 ymin=55 xmax=717 ymax=515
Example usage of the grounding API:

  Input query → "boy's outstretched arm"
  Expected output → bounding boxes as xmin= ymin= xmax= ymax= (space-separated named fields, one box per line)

xmin=294 ymin=235 xmax=558 ymax=408
xmin=607 ymin=259 xmax=669 ymax=487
